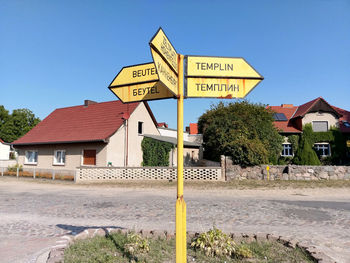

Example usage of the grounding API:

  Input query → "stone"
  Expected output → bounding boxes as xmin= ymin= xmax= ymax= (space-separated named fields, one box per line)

xmin=254 ymin=233 xmax=267 ymax=242
xmin=287 ymin=239 xmax=299 ymax=248
xmin=344 ymin=173 xmax=350 ymax=180
xmin=307 ymin=169 xmax=314 ymax=173
xmin=151 ymin=230 xmax=166 ymax=239
xmin=319 ymin=172 xmax=329 ymax=180
xmin=282 ymin=173 xmax=289 ymax=180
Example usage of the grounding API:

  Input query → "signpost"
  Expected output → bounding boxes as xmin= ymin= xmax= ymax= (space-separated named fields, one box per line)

xmin=108 ymin=27 xmax=263 ymax=263
xmin=108 ymin=62 xmax=174 ymax=103
xmin=185 ymin=56 xmax=263 ymax=98
xmin=149 ymin=28 xmax=179 ymax=95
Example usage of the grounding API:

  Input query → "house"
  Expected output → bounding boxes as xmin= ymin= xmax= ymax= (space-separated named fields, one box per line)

xmin=269 ymin=97 xmax=350 ymax=159
xmin=145 ymin=123 xmax=203 ymax=166
xmin=0 ymin=139 xmax=11 ymax=160
xmin=12 ymin=100 xmax=160 ymax=170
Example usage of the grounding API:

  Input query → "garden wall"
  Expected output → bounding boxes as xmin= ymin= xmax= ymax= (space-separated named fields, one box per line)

xmin=221 ymin=155 xmax=350 ymax=181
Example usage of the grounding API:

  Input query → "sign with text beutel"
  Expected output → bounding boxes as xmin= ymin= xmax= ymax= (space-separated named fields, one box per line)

xmin=108 ymin=62 xmax=174 ymax=103
xmin=149 ymin=28 xmax=178 ymax=95
xmin=185 ymin=56 xmax=263 ymax=98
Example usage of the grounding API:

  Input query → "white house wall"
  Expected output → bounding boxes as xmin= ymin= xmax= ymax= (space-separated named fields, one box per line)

xmin=302 ymin=112 xmax=338 ymax=130
xmin=107 ymin=102 xmax=160 ymax=167
xmin=0 ymin=143 xmax=10 ymax=160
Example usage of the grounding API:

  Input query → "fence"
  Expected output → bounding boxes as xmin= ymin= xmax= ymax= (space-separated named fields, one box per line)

xmin=0 ymin=166 xmax=75 ymax=181
xmin=76 ymin=166 xmax=223 ymax=182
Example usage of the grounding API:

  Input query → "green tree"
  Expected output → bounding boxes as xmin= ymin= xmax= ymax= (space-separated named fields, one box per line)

xmin=198 ymin=101 xmax=283 ymax=166
xmin=0 ymin=107 xmax=40 ymax=142
xmin=293 ymin=136 xmax=321 ymax=165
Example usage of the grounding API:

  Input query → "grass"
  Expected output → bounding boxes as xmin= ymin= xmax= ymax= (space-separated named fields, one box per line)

xmin=75 ymin=179 xmax=350 ymax=190
xmin=64 ymin=232 xmax=316 ymax=263
xmin=1 ymin=175 xmax=350 ymax=189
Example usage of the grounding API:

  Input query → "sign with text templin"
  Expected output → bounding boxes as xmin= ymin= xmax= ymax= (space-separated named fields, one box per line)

xmin=185 ymin=56 xmax=263 ymax=98
xmin=149 ymin=28 xmax=178 ymax=95
xmin=108 ymin=62 xmax=174 ymax=103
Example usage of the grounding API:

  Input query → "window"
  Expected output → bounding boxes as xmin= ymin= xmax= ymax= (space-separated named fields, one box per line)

xmin=25 ymin=150 xmax=38 ymax=164
xmin=138 ymin=121 xmax=143 ymax=135
xmin=281 ymin=144 xmax=293 ymax=157
xmin=54 ymin=150 xmax=66 ymax=165
xmin=314 ymin=143 xmax=331 ymax=157
xmin=343 ymin=121 xmax=350 ymax=128
xmin=312 ymin=121 xmax=328 ymax=132
xmin=83 ymin=149 xmax=96 ymax=165
xmin=273 ymin=113 xmax=288 ymax=121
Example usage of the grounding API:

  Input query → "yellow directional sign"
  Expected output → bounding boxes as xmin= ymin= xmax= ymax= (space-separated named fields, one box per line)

xmin=149 ymin=28 xmax=178 ymax=95
xmin=185 ymin=56 xmax=263 ymax=98
xmin=108 ymin=62 xmax=174 ymax=103
xmin=150 ymin=48 xmax=178 ymax=95
xmin=150 ymin=28 xmax=178 ymax=73
xmin=186 ymin=78 xmax=262 ymax=98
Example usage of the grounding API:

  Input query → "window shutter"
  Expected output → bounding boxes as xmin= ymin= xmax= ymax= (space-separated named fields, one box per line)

xmin=83 ymin=150 xmax=96 ymax=165
xmin=312 ymin=121 xmax=328 ymax=132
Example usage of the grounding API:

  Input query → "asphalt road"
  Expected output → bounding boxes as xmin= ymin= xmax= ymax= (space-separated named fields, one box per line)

xmin=0 ymin=177 xmax=350 ymax=263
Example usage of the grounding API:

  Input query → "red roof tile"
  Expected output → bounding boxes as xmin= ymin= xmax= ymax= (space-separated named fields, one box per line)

xmin=333 ymin=106 xmax=350 ymax=133
xmin=268 ymin=106 xmax=301 ymax=133
xmin=13 ymin=100 xmax=145 ymax=145
xmin=292 ymin=97 xmax=341 ymax=119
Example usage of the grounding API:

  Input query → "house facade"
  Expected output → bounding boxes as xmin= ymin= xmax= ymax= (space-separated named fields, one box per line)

xmin=12 ymin=100 xmax=160 ymax=170
xmin=269 ymin=97 xmax=350 ymax=162
xmin=0 ymin=139 xmax=11 ymax=160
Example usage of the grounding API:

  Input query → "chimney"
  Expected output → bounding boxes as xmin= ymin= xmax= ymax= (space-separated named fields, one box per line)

xmin=84 ymin=100 xmax=97 ymax=107
xmin=281 ymin=104 xmax=294 ymax=108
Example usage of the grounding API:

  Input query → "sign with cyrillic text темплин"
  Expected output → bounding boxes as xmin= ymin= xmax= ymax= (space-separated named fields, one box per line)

xmin=185 ymin=56 xmax=263 ymax=98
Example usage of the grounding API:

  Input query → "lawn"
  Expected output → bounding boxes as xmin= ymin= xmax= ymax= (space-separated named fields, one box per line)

xmin=64 ymin=231 xmax=316 ymax=263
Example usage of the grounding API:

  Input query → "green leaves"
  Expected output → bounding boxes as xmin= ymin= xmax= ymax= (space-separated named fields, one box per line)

xmin=0 ymin=105 xmax=40 ymax=143
xmin=141 ymin=137 xmax=173 ymax=166
xmin=198 ymin=101 xmax=283 ymax=166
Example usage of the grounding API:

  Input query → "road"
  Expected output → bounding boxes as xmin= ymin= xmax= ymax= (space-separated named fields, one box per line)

xmin=0 ymin=177 xmax=349 ymax=262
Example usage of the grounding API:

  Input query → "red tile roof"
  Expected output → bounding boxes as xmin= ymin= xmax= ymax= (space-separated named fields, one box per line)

xmin=270 ymin=97 xmax=350 ymax=133
xmin=13 ymin=100 xmax=152 ymax=145
xmin=333 ymin=106 xmax=350 ymax=133
xmin=292 ymin=97 xmax=341 ymax=119
xmin=268 ymin=105 xmax=301 ymax=133
xmin=0 ymin=139 xmax=4 ymax=144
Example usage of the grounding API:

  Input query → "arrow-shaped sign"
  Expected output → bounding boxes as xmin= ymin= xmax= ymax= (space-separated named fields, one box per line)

xmin=108 ymin=62 xmax=174 ymax=103
xmin=185 ymin=55 xmax=263 ymax=98
xmin=149 ymin=28 xmax=178 ymax=95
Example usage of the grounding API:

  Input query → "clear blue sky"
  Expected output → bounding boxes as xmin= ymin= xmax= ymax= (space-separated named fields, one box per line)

xmin=1 ymin=0 xmax=349 ymax=129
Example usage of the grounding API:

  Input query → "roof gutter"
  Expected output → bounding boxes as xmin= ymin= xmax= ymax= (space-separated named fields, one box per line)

xmin=12 ymin=139 xmax=108 ymax=146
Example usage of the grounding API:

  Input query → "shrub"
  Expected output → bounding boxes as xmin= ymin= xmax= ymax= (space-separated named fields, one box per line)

xmin=191 ymin=227 xmax=236 ymax=257
xmin=191 ymin=227 xmax=253 ymax=259
xmin=141 ymin=137 xmax=173 ymax=166
xmin=7 ymin=164 xmax=23 ymax=172
xmin=294 ymin=138 xmax=321 ymax=165
xmin=123 ymin=232 xmax=150 ymax=257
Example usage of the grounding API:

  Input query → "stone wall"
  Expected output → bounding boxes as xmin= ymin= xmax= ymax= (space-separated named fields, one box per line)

xmin=221 ymin=155 xmax=350 ymax=181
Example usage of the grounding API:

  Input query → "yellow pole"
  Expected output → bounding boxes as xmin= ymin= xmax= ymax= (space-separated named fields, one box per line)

xmin=176 ymin=54 xmax=186 ymax=263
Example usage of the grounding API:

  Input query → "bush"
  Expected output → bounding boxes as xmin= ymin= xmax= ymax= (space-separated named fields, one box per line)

xmin=198 ymin=101 xmax=283 ymax=166
xmin=123 ymin=232 xmax=150 ymax=257
xmin=293 ymin=138 xmax=321 ymax=165
xmin=141 ymin=137 xmax=173 ymax=166
xmin=7 ymin=164 xmax=22 ymax=172
xmin=191 ymin=227 xmax=253 ymax=259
